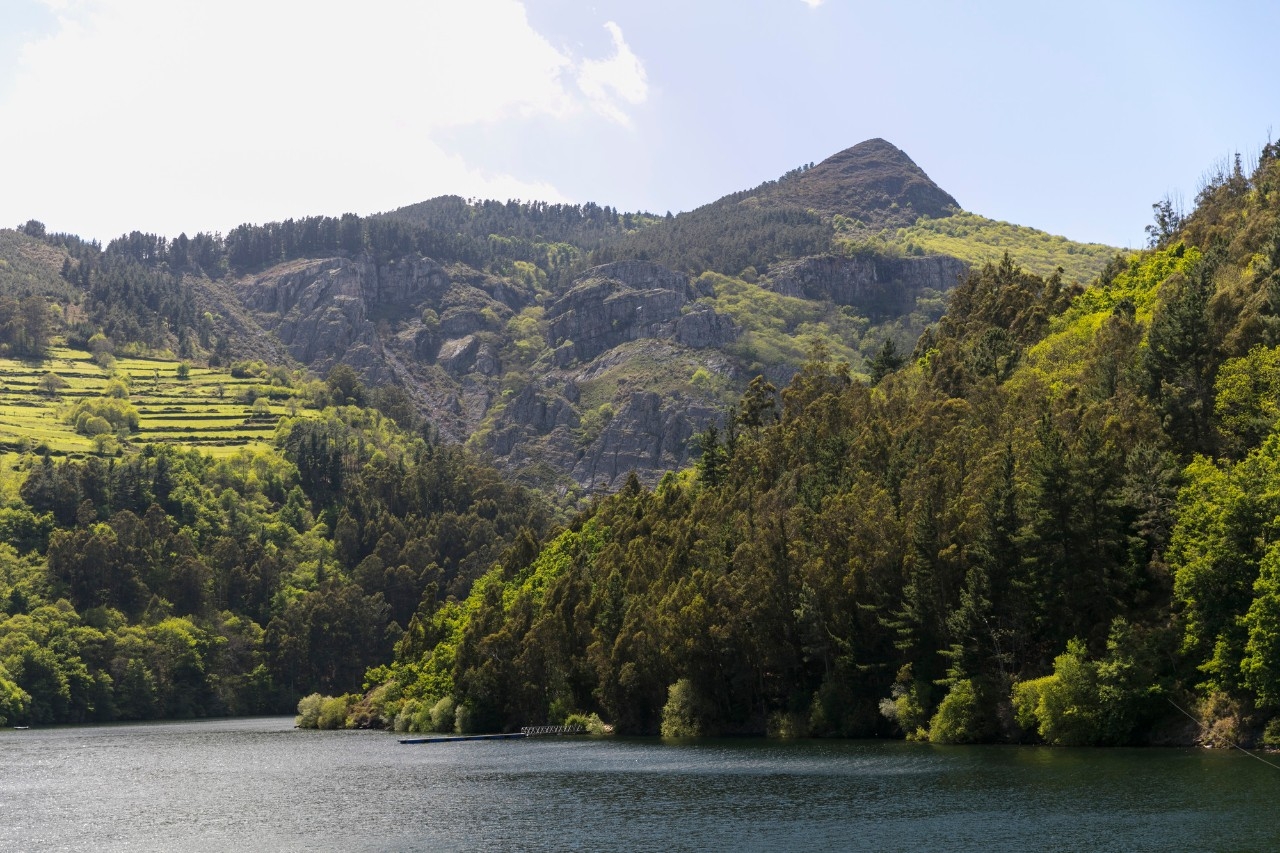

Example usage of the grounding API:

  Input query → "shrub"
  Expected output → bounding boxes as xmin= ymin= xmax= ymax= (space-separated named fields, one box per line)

xmin=0 ymin=666 xmax=30 ymax=727
xmin=1011 ymin=639 xmax=1100 ymax=746
xmin=295 ymin=693 xmax=324 ymax=728
xmin=660 ymin=678 xmax=704 ymax=737
xmin=1262 ymin=717 xmax=1280 ymax=748
xmin=563 ymin=712 xmax=609 ymax=735
xmin=80 ymin=415 xmax=113 ymax=437
xmin=429 ymin=696 xmax=457 ymax=732
xmin=767 ymin=711 xmax=809 ymax=739
xmin=928 ymin=679 xmax=986 ymax=744
xmin=453 ymin=702 xmax=475 ymax=734
xmin=67 ymin=396 xmax=139 ymax=435
xmin=393 ymin=700 xmax=419 ymax=733
xmin=317 ymin=695 xmax=351 ymax=730
xmin=878 ymin=664 xmax=930 ymax=740
xmin=1011 ymin=621 xmax=1157 ymax=746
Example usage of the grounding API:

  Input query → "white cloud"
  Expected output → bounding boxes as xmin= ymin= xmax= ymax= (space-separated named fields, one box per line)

xmin=576 ymin=21 xmax=648 ymax=127
xmin=800 ymin=0 xmax=825 ymax=7
xmin=0 ymin=1 xmax=648 ymax=239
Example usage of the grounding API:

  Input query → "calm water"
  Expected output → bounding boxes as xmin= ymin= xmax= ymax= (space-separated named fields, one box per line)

xmin=1 ymin=717 xmax=1277 ymax=852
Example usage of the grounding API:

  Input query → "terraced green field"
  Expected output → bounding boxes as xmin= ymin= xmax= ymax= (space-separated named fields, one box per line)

xmin=0 ymin=347 xmax=317 ymax=458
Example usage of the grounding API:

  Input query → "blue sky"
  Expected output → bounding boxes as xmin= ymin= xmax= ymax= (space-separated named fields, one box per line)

xmin=1 ymin=0 xmax=1276 ymax=249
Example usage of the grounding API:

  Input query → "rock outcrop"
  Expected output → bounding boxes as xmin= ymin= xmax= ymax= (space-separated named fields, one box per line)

xmin=238 ymin=255 xmax=452 ymax=370
xmin=766 ymin=254 xmax=968 ymax=321
xmin=571 ymin=390 xmax=715 ymax=492
xmin=545 ymin=261 xmax=732 ymax=364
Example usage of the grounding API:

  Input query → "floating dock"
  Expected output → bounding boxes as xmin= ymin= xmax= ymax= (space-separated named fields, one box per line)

xmin=399 ymin=732 xmax=526 ymax=744
xmin=399 ymin=724 xmax=586 ymax=744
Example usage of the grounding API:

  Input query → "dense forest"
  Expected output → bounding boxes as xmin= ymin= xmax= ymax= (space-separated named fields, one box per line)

xmin=4 ymin=142 xmax=1278 ymax=750
xmin=0 ymin=378 xmax=547 ymax=726
xmin=332 ymin=142 xmax=1280 ymax=746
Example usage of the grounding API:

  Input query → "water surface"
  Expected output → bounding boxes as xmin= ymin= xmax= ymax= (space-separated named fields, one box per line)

xmin=1 ymin=717 xmax=1275 ymax=851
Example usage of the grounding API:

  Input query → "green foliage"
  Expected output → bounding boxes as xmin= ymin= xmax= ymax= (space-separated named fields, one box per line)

xmin=659 ymin=678 xmax=705 ymax=737
xmin=879 ymin=666 xmax=931 ymax=740
xmin=295 ymin=693 xmax=324 ymax=728
xmin=429 ymin=695 xmax=457 ymax=733
xmin=0 ymin=376 xmax=544 ymax=726
xmin=886 ymin=210 xmax=1119 ymax=285
xmin=317 ymin=694 xmax=353 ymax=730
xmin=928 ymin=679 xmax=985 ymax=744
xmin=699 ymin=271 xmax=865 ymax=373
xmin=1215 ymin=346 xmax=1280 ymax=458
xmin=1170 ymin=438 xmax=1280 ymax=695
xmin=1011 ymin=621 xmax=1157 ymax=746
xmin=1011 ymin=639 xmax=1101 ymax=745
xmin=563 ymin=711 xmax=609 ymax=735
xmin=67 ymin=397 xmax=140 ymax=436
xmin=0 ymin=663 xmax=29 ymax=726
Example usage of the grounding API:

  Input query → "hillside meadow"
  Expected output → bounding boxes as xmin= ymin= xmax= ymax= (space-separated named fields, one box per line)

xmin=0 ymin=347 xmax=319 ymax=459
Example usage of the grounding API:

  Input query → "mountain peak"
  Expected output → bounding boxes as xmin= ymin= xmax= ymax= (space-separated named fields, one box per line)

xmin=751 ymin=138 xmax=959 ymax=225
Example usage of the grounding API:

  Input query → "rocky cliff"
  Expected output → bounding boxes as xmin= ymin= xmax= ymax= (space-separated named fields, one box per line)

xmin=225 ymin=245 xmax=969 ymax=497
xmin=766 ymin=254 xmax=969 ymax=321
xmin=207 ymin=139 xmax=1004 ymax=498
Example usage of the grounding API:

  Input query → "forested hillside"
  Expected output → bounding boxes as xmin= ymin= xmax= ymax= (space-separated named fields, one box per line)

xmin=0 ymin=136 xmax=1147 ymax=734
xmin=343 ymin=142 xmax=1280 ymax=747
xmin=0 ymin=391 xmax=547 ymax=725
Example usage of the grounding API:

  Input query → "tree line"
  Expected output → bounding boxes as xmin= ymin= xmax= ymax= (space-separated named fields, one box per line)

xmin=345 ymin=142 xmax=1280 ymax=745
xmin=0 ymin=394 xmax=548 ymax=726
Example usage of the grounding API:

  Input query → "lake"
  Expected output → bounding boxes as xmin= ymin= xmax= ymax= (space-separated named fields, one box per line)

xmin=1 ymin=717 xmax=1276 ymax=851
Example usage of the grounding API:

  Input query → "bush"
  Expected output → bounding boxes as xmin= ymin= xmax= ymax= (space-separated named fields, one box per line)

xmin=1011 ymin=639 xmax=1100 ymax=746
xmin=393 ymin=700 xmax=419 ymax=733
xmin=767 ymin=711 xmax=809 ymax=739
xmin=0 ymin=666 xmax=30 ymax=727
xmin=562 ymin=712 xmax=610 ymax=735
xmin=1011 ymin=622 xmax=1157 ymax=746
xmin=317 ymin=695 xmax=351 ymax=730
xmin=295 ymin=693 xmax=324 ymax=728
xmin=928 ymin=679 xmax=986 ymax=744
xmin=878 ymin=664 xmax=930 ymax=740
xmin=1262 ymin=717 xmax=1280 ymax=748
xmin=80 ymin=415 xmax=113 ymax=437
xmin=453 ymin=702 xmax=475 ymax=734
xmin=660 ymin=678 xmax=704 ymax=737
xmin=429 ymin=696 xmax=457 ymax=733
xmin=67 ymin=396 xmax=139 ymax=436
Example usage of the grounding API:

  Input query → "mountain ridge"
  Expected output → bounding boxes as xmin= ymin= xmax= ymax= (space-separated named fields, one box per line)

xmin=0 ymin=139 xmax=1117 ymax=497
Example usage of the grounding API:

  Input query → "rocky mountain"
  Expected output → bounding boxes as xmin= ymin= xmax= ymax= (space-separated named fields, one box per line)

xmin=2 ymin=140 xmax=1117 ymax=500
xmin=716 ymin=137 xmax=960 ymax=224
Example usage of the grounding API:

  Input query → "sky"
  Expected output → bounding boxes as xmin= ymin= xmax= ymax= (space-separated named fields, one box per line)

xmin=1 ymin=0 xmax=1277 ymax=249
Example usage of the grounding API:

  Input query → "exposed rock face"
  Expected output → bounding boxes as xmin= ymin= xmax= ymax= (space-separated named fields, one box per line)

xmin=230 ymin=248 xmax=969 ymax=497
xmin=545 ymin=261 xmax=732 ymax=363
xmin=239 ymin=255 xmax=451 ymax=370
xmin=571 ymin=390 xmax=715 ymax=492
xmin=437 ymin=335 xmax=479 ymax=374
xmin=675 ymin=306 xmax=739 ymax=348
xmin=767 ymin=254 xmax=968 ymax=321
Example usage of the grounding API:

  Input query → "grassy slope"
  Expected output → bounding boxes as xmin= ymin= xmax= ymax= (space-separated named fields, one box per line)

xmin=0 ymin=346 xmax=318 ymax=457
xmin=885 ymin=211 xmax=1121 ymax=284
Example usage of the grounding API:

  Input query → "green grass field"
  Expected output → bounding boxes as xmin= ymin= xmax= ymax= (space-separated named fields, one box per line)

xmin=0 ymin=347 xmax=318 ymax=458
xmin=886 ymin=211 xmax=1122 ymax=284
